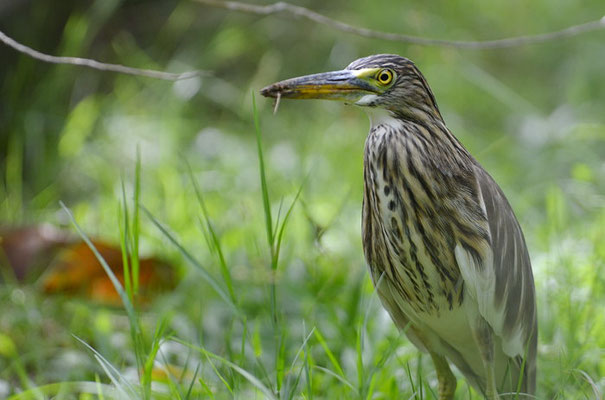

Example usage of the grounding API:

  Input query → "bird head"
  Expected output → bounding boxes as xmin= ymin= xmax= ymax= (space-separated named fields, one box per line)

xmin=261 ymin=54 xmax=442 ymax=121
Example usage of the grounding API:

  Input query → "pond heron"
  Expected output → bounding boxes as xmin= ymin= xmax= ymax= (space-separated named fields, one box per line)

xmin=261 ymin=54 xmax=537 ymax=399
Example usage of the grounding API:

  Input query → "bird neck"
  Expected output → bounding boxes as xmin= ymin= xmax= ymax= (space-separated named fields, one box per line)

xmin=364 ymin=107 xmax=473 ymax=174
xmin=364 ymin=103 xmax=445 ymax=134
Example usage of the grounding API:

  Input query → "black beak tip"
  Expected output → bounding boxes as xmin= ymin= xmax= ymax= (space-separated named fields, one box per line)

xmin=260 ymin=84 xmax=276 ymax=98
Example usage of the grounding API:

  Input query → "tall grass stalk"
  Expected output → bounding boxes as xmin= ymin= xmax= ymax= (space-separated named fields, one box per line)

xmin=187 ymin=162 xmax=237 ymax=306
xmin=252 ymin=93 xmax=303 ymax=397
xmin=131 ymin=147 xmax=141 ymax=295
xmin=118 ymin=180 xmax=134 ymax=303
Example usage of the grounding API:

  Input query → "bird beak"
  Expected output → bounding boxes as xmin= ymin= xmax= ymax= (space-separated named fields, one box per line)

xmin=260 ymin=69 xmax=378 ymax=102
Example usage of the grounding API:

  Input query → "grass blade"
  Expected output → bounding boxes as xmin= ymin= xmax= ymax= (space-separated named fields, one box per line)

xmin=177 ymin=339 xmax=277 ymax=400
xmin=274 ymin=182 xmax=304 ymax=269
xmin=404 ymin=361 xmax=416 ymax=396
xmin=62 ymin=200 xmax=147 ymax=377
xmin=313 ymin=366 xmax=356 ymax=393
xmin=304 ymin=323 xmax=314 ymax=400
xmin=131 ymin=146 xmax=141 ymax=295
xmin=283 ymin=326 xmax=315 ymax=399
xmin=73 ymin=335 xmax=137 ymax=399
xmin=119 ymin=180 xmax=133 ymax=302
xmin=252 ymin=93 xmax=274 ymax=250
xmin=141 ymin=205 xmax=240 ymax=317
xmin=6 ymin=382 xmax=122 ymax=400
xmin=60 ymin=202 xmax=139 ymax=330
xmin=572 ymin=369 xmax=602 ymax=400
xmin=187 ymin=163 xmax=237 ymax=304
xmin=356 ymin=320 xmax=364 ymax=395
xmin=95 ymin=374 xmax=106 ymax=400
xmin=142 ymin=317 xmax=171 ymax=400
xmin=185 ymin=362 xmax=202 ymax=400
xmin=313 ymin=328 xmax=346 ymax=378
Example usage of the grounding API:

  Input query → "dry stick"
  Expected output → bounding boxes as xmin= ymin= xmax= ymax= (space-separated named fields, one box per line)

xmin=196 ymin=0 xmax=605 ymax=50
xmin=0 ymin=30 xmax=202 ymax=81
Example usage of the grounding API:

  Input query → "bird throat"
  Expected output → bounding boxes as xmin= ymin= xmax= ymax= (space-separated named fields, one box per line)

xmin=363 ymin=107 xmax=401 ymax=131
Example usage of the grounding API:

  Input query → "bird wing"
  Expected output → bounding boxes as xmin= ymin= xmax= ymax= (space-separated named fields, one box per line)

xmin=454 ymin=166 xmax=537 ymax=387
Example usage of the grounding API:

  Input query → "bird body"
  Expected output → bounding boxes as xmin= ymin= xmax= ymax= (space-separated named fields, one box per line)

xmin=362 ymin=107 xmax=534 ymax=396
xmin=261 ymin=54 xmax=537 ymax=399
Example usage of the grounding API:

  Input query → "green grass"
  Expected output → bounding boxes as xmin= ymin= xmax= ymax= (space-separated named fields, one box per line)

xmin=1 ymin=100 xmax=603 ymax=399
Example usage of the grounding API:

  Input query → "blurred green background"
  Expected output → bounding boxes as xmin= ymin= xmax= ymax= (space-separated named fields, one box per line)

xmin=1 ymin=0 xmax=604 ymax=398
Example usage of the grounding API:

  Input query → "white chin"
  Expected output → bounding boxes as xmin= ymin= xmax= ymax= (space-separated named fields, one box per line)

xmin=355 ymin=94 xmax=379 ymax=106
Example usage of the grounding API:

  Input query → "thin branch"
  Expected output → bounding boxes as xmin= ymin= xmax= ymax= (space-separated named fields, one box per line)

xmin=196 ymin=0 xmax=605 ymax=50
xmin=0 ymin=30 xmax=203 ymax=80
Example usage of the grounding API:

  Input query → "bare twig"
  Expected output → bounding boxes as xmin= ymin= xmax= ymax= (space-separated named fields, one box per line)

xmin=0 ymin=30 xmax=202 ymax=80
xmin=196 ymin=0 xmax=605 ymax=50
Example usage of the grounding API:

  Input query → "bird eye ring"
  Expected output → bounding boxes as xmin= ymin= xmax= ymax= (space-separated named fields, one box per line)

xmin=377 ymin=69 xmax=394 ymax=85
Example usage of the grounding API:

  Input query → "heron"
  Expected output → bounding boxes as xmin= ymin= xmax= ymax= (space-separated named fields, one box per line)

xmin=261 ymin=54 xmax=537 ymax=399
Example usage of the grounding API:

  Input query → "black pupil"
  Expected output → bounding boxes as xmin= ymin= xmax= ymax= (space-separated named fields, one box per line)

xmin=380 ymin=73 xmax=389 ymax=82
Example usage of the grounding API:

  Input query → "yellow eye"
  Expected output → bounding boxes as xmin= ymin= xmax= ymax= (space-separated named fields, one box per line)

xmin=377 ymin=69 xmax=394 ymax=85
